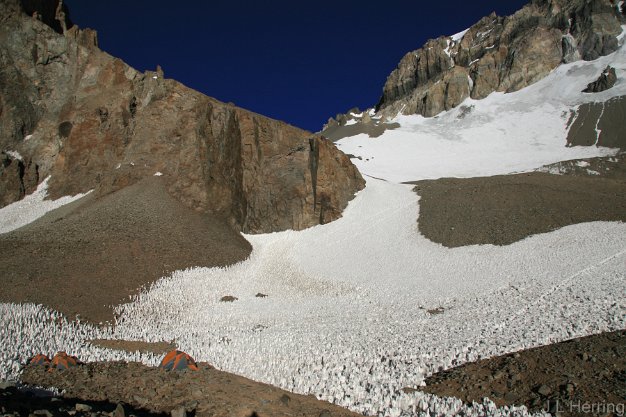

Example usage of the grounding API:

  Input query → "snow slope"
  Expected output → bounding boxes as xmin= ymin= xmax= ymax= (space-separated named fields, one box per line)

xmin=0 ymin=177 xmax=90 ymax=234
xmin=336 ymin=27 xmax=626 ymax=182
xmin=1 ymin=26 xmax=625 ymax=417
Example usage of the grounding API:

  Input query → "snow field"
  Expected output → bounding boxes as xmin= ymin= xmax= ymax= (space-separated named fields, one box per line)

xmin=336 ymin=29 xmax=626 ymax=182
xmin=0 ymin=303 xmax=160 ymax=381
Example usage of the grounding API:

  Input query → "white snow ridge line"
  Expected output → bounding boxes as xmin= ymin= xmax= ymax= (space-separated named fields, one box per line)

xmin=450 ymin=28 xmax=469 ymax=42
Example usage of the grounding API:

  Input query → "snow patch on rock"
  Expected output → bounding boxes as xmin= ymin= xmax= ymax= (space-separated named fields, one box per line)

xmin=5 ymin=150 xmax=23 ymax=161
xmin=450 ymin=28 xmax=469 ymax=43
xmin=0 ymin=177 xmax=91 ymax=234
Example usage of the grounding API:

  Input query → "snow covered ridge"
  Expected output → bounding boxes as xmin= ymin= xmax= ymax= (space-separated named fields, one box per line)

xmin=335 ymin=31 xmax=626 ymax=183
xmin=444 ymin=28 xmax=470 ymax=59
xmin=1 ymin=179 xmax=624 ymax=417
xmin=449 ymin=28 xmax=469 ymax=43
xmin=0 ymin=177 xmax=91 ymax=234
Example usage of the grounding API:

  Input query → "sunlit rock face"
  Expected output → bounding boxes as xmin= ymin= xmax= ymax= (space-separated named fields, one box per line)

xmin=375 ymin=0 xmax=624 ymax=118
xmin=0 ymin=0 xmax=364 ymax=233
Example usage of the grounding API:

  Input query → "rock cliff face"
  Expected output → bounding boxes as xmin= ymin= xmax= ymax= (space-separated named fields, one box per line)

xmin=0 ymin=0 xmax=364 ymax=233
xmin=375 ymin=0 xmax=624 ymax=118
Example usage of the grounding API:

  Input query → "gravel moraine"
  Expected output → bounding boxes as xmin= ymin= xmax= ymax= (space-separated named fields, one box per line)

xmin=420 ymin=330 xmax=626 ymax=417
xmin=19 ymin=361 xmax=362 ymax=417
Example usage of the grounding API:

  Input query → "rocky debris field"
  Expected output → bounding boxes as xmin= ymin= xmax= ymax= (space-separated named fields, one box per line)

xmin=18 ymin=362 xmax=362 ymax=417
xmin=412 ymin=155 xmax=626 ymax=247
xmin=0 ymin=177 xmax=251 ymax=324
xmin=537 ymin=153 xmax=626 ymax=179
xmin=420 ymin=330 xmax=626 ymax=417
xmin=9 ymin=331 xmax=625 ymax=417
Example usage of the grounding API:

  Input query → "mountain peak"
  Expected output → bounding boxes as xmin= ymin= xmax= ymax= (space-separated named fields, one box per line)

xmin=374 ymin=0 xmax=624 ymax=118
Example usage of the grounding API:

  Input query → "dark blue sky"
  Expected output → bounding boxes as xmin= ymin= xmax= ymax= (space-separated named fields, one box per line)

xmin=65 ymin=0 xmax=529 ymax=132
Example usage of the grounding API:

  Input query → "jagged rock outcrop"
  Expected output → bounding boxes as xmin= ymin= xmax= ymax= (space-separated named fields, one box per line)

xmin=376 ymin=0 xmax=624 ymax=118
xmin=583 ymin=65 xmax=618 ymax=92
xmin=320 ymin=109 xmax=400 ymax=141
xmin=0 ymin=0 xmax=364 ymax=233
xmin=0 ymin=0 xmax=72 ymax=34
xmin=0 ymin=151 xmax=39 ymax=207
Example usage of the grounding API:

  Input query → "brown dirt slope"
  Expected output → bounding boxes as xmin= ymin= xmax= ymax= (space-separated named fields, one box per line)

xmin=21 ymin=361 xmax=362 ymax=417
xmin=0 ymin=176 xmax=251 ymax=324
xmin=412 ymin=157 xmax=626 ymax=247
xmin=418 ymin=330 xmax=625 ymax=417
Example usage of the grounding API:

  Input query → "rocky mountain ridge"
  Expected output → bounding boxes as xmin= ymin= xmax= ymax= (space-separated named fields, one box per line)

xmin=376 ymin=0 xmax=624 ymax=118
xmin=324 ymin=0 xmax=624 ymax=130
xmin=0 ymin=0 xmax=364 ymax=233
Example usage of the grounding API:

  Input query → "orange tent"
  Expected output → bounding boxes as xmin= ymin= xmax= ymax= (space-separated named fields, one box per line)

xmin=29 ymin=354 xmax=51 ymax=366
xmin=49 ymin=351 xmax=79 ymax=370
xmin=159 ymin=350 xmax=198 ymax=371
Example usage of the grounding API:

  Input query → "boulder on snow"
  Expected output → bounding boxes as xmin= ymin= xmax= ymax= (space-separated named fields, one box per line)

xmin=583 ymin=66 xmax=617 ymax=93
